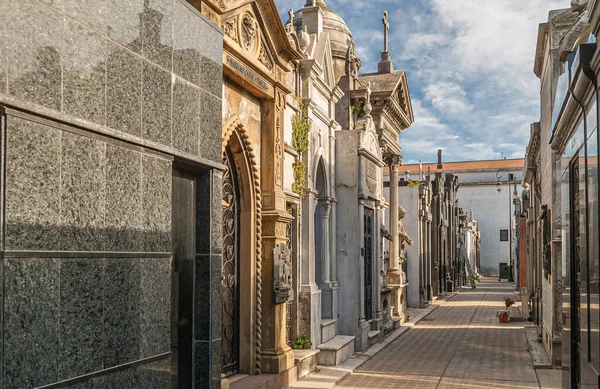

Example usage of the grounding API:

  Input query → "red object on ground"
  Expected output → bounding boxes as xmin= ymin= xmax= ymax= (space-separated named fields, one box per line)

xmin=498 ymin=312 xmax=509 ymax=323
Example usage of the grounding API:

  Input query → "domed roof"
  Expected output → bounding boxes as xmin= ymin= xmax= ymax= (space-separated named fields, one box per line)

xmin=293 ymin=0 xmax=357 ymax=79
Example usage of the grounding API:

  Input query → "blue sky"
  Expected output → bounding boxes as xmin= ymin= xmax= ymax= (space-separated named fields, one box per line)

xmin=275 ymin=0 xmax=569 ymax=163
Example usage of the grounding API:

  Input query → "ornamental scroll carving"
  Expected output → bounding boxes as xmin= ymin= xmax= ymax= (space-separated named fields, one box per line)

xmin=223 ymin=17 xmax=238 ymax=43
xmin=258 ymin=44 xmax=274 ymax=70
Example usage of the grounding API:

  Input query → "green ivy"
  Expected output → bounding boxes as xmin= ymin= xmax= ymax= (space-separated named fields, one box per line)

xmin=292 ymin=334 xmax=312 ymax=350
xmin=292 ymin=102 xmax=310 ymax=153
xmin=292 ymin=161 xmax=307 ymax=198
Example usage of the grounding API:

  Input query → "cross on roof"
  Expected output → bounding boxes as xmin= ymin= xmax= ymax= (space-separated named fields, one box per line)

xmin=383 ymin=10 xmax=389 ymax=52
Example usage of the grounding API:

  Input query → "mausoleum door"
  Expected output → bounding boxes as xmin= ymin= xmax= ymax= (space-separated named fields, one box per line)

xmin=364 ymin=208 xmax=374 ymax=321
xmin=222 ymin=147 xmax=241 ymax=377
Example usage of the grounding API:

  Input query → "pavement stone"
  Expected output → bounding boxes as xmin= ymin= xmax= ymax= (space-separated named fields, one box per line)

xmin=333 ymin=279 xmax=546 ymax=389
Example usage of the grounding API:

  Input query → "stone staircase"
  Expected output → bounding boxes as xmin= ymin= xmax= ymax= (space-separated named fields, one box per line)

xmin=320 ymin=319 xmax=337 ymax=343
xmin=317 ymin=335 xmax=355 ymax=366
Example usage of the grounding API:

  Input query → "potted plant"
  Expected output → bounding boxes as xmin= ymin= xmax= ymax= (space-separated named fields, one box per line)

xmin=497 ymin=297 xmax=515 ymax=323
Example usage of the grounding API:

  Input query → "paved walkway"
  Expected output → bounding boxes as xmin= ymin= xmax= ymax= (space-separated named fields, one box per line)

xmin=333 ymin=279 xmax=556 ymax=389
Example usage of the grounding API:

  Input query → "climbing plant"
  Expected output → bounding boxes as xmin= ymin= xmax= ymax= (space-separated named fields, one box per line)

xmin=292 ymin=161 xmax=307 ymax=198
xmin=292 ymin=100 xmax=310 ymax=198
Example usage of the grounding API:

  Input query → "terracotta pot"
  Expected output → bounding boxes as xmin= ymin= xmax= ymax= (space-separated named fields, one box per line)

xmin=498 ymin=312 xmax=509 ymax=323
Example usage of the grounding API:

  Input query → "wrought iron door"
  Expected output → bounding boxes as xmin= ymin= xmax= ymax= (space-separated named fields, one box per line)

xmin=222 ymin=148 xmax=240 ymax=376
xmin=364 ymin=209 xmax=374 ymax=321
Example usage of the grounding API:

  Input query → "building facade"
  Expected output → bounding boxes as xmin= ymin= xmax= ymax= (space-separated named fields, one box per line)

xmin=0 ymin=0 xmax=224 ymax=388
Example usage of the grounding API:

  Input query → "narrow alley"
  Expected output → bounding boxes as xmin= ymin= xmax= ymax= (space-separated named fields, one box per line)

xmin=329 ymin=279 xmax=559 ymax=389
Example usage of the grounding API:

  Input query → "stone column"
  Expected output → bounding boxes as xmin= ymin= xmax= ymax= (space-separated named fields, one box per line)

xmin=260 ymin=88 xmax=295 ymax=373
xmin=330 ymin=200 xmax=338 ymax=285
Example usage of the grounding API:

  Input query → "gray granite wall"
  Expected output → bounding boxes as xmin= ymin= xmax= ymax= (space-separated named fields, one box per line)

xmin=0 ymin=0 xmax=224 ymax=388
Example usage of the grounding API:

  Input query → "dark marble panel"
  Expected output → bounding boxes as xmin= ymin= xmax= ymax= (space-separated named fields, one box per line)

xmin=142 ymin=61 xmax=172 ymax=146
xmin=0 ymin=2 xmax=6 ymax=95
xmin=210 ymin=254 xmax=222 ymax=341
xmin=106 ymin=41 xmax=142 ymax=137
xmin=140 ymin=258 xmax=172 ymax=358
xmin=104 ymin=258 xmax=141 ymax=367
xmin=142 ymin=0 xmax=173 ymax=70
xmin=172 ymin=78 xmax=199 ymax=155
xmin=106 ymin=145 xmax=143 ymax=251
xmin=4 ymin=258 xmax=59 ymax=389
xmin=60 ymin=0 xmax=107 ymax=35
xmin=173 ymin=2 xmax=201 ymax=85
xmin=194 ymin=339 xmax=221 ymax=389
xmin=6 ymin=0 xmax=63 ymax=111
xmin=141 ymin=155 xmax=172 ymax=252
xmin=63 ymin=19 xmax=106 ymax=126
xmin=5 ymin=117 xmax=61 ymax=250
xmin=194 ymin=254 xmax=211 ymax=341
xmin=61 ymin=132 xmax=107 ymax=251
xmin=107 ymin=0 xmax=144 ymax=53
xmin=199 ymin=21 xmax=222 ymax=65
xmin=194 ymin=340 xmax=211 ymax=389
xmin=211 ymin=171 xmax=223 ymax=255
xmin=137 ymin=358 xmax=172 ymax=389
xmin=199 ymin=57 xmax=222 ymax=99
xmin=195 ymin=170 xmax=212 ymax=255
xmin=211 ymin=339 xmax=222 ymax=388
xmin=198 ymin=90 xmax=222 ymax=163
xmin=59 ymin=258 xmax=104 ymax=379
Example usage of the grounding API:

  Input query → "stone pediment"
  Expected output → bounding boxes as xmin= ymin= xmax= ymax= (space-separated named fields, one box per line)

xmin=202 ymin=0 xmax=302 ymax=71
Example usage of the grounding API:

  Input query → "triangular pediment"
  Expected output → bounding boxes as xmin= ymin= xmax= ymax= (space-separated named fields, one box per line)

xmin=215 ymin=0 xmax=302 ymax=71
xmin=397 ymin=71 xmax=414 ymax=125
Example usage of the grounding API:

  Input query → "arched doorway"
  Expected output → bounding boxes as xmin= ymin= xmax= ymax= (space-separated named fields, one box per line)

xmin=222 ymin=146 xmax=241 ymax=376
xmin=221 ymin=119 xmax=262 ymax=376
xmin=314 ymin=159 xmax=327 ymax=288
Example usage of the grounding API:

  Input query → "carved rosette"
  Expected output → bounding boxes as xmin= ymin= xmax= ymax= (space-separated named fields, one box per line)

xmin=241 ymin=13 xmax=258 ymax=52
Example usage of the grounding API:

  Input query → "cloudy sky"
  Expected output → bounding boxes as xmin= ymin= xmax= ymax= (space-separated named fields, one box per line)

xmin=275 ymin=0 xmax=569 ymax=163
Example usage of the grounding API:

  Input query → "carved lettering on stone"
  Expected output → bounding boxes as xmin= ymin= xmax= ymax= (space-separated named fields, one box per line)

xmin=273 ymin=243 xmax=293 ymax=303
xmin=367 ymin=160 xmax=377 ymax=194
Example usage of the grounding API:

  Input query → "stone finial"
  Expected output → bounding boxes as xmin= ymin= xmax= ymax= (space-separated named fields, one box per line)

xmin=298 ymin=26 xmax=310 ymax=53
xmin=288 ymin=8 xmax=294 ymax=25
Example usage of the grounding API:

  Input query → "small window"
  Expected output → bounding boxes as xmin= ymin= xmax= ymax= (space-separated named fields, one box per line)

xmin=500 ymin=229 xmax=508 ymax=241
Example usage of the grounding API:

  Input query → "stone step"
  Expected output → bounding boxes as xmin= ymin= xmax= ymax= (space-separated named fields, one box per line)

xmin=317 ymin=335 xmax=355 ymax=366
xmin=320 ymin=319 xmax=337 ymax=343
xmin=293 ymin=349 xmax=320 ymax=379
xmin=368 ymin=330 xmax=382 ymax=347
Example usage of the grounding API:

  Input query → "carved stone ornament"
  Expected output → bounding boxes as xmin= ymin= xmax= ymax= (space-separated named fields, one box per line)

xmin=273 ymin=243 xmax=293 ymax=303
xmin=223 ymin=17 xmax=238 ymax=43
xmin=241 ymin=14 xmax=259 ymax=52
xmin=258 ymin=43 xmax=274 ymax=70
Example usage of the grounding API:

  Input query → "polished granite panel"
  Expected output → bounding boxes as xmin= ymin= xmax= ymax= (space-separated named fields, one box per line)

xmin=172 ymin=78 xmax=199 ymax=155
xmin=137 ymin=358 xmax=172 ymax=389
xmin=63 ymin=19 xmax=106 ymax=126
xmin=173 ymin=2 xmax=201 ymax=85
xmin=57 ymin=0 xmax=107 ymax=35
xmin=194 ymin=340 xmax=221 ymax=388
xmin=142 ymin=0 xmax=173 ymax=70
xmin=106 ymin=145 xmax=143 ymax=251
xmin=107 ymin=0 xmax=144 ymax=53
xmin=142 ymin=61 xmax=172 ymax=146
xmin=194 ymin=254 xmax=211 ymax=341
xmin=199 ymin=21 xmax=222 ymax=65
xmin=0 ymin=2 xmax=6 ymax=95
xmin=5 ymin=117 xmax=61 ymax=250
xmin=104 ymin=258 xmax=141 ymax=367
xmin=61 ymin=132 xmax=107 ymax=251
xmin=211 ymin=170 xmax=223 ymax=255
xmin=198 ymin=90 xmax=222 ymax=163
xmin=199 ymin=57 xmax=222 ymax=99
xmin=59 ymin=258 xmax=104 ymax=379
xmin=6 ymin=0 xmax=63 ymax=111
xmin=106 ymin=41 xmax=142 ymax=137
xmin=210 ymin=254 xmax=222 ymax=341
xmin=4 ymin=258 xmax=59 ymax=389
xmin=195 ymin=170 xmax=211 ymax=255
xmin=140 ymin=257 xmax=172 ymax=359
xmin=141 ymin=155 xmax=172 ymax=252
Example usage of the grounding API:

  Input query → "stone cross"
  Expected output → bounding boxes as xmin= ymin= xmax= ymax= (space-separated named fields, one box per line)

xmin=382 ymin=10 xmax=389 ymax=52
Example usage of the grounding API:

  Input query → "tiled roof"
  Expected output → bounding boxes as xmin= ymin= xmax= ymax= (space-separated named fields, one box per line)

xmin=385 ymin=158 xmax=524 ymax=173
xmin=356 ymin=71 xmax=405 ymax=93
